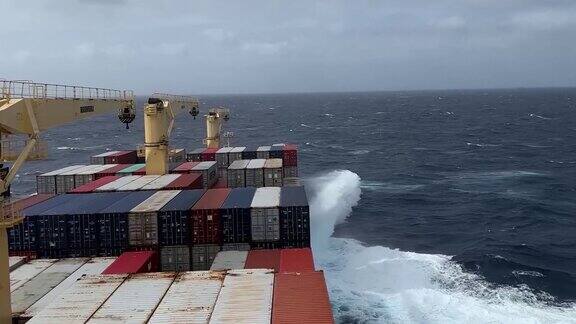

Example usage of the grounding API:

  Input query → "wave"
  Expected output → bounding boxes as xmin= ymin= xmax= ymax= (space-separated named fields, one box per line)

xmin=530 ymin=114 xmax=551 ymax=120
xmin=308 ymin=170 xmax=576 ymax=323
xmin=360 ymin=181 xmax=424 ymax=193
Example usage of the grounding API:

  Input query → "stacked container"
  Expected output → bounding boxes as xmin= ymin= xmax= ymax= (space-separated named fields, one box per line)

xmin=246 ymin=159 xmax=266 ymax=188
xmin=256 ymin=146 xmax=271 ymax=159
xmin=56 ymin=165 xmax=101 ymax=193
xmin=264 ymin=159 xmax=283 ymax=187
xmin=104 ymin=150 xmax=138 ymax=164
xmin=279 ymin=186 xmax=310 ymax=247
xmin=128 ymin=190 xmax=180 ymax=247
xmin=191 ymin=244 xmax=220 ymax=271
xmin=190 ymin=161 xmax=217 ymax=188
xmin=210 ymin=250 xmax=248 ymax=270
xmin=187 ymin=148 xmax=205 ymax=162
xmin=283 ymin=144 xmax=299 ymax=178
xmin=220 ymin=187 xmax=255 ymax=244
xmin=102 ymin=250 xmax=158 ymax=274
xmin=227 ymin=160 xmax=249 ymax=188
xmin=36 ymin=165 xmax=84 ymax=194
xmin=95 ymin=164 xmax=130 ymax=178
xmin=241 ymin=146 xmax=258 ymax=160
xmin=228 ymin=146 xmax=246 ymax=164
xmin=269 ymin=145 xmax=284 ymax=159
xmin=165 ymin=173 xmax=203 ymax=190
xmin=116 ymin=175 xmax=160 ymax=191
xmin=202 ymin=148 xmax=218 ymax=161
xmin=95 ymin=175 xmax=140 ymax=192
xmin=244 ymin=249 xmax=281 ymax=272
xmin=191 ymin=188 xmax=230 ymax=245
xmin=158 ymin=190 xmax=205 ymax=271
xmin=169 ymin=148 xmax=186 ymax=163
xmin=90 ymin=151 xmax=119 ymax=165
xmin=215 ymin=147 xmax=233 ymax=169
xmin=74 ymin=165 xmax=117 ymax=187
xmin=70 ymin=176 xmax=120 ymax=193
xmin=250 ymin=187 xmax=281 ymax=243
xmin=116 ymin=164 xmax=145 ymax=176
xmin=140 ymin=174 xmax=181 ymax=190
xmin=172 ymin=161 xmax=199 ymax=173
xmin=7 ymin=194 xmax=54 ymax=252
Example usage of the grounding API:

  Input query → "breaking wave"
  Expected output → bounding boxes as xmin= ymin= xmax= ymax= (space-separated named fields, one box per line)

xmin=308 ymin=170 xmax=576 ymax=323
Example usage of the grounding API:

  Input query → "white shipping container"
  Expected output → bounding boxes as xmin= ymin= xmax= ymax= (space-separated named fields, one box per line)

xmin=169 ymin=148 xmax=186 ymax=163
xmin=148 ymin=271 xmax=224 ymax=324
xmin=251 ymin=187 xmax=281 ymax=208
xmin=140 ymin=174 xmax=181 ymax=190
xmin=246 ymin=159 xmax=266 ymax=188
xmin=251 ymin=187 xmax=281 ymax=242
xmin=8 ymin=256 xmax=27 ymax=271
xmin=131 ymin=190 xmax=181 ymax=212
xmin=210 ymin=269 xmax=274 ymax=324
xmin=256 ymin=146 xmax=271 ymax=159
xmin=74 ymin=164 xmax=119 ymax=187
xmin=57 ymin=165 xmax=102 ymax=193
xmin=117 ymin=175 xmax=160 ymax=191
xmin=90 ymin=151 xmax=119 ymax=165
xmin=264 ymin=158 xmax=283 ymax=187
xmin=87 ymin=273 xmax=176 ymax=323
xmin=11 ymin=258 xmax=88 ymax=314
xmin=95 ymin=175 xmax=141 ymax=191
xmin=10 ymin=259 xmax=57 ymax=292
xmin=23 ymin=257 xmax=117 ymax=319
xmin=129 ymin=190 xmax=181 ymax=246
xmin=26 ymin=274 xmax=128 ymax=324
xmin=37 ymin=165 xmax=86 ymax=194
xmin=192 ymin=161 xmax=217 ymax=188
xmin=227 ymin=160 xmax=249 ymax=188
xmin=210 ymin=251 xmax=248 ymax=270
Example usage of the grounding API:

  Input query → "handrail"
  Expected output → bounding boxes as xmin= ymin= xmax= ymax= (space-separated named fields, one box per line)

xmin=0 ymin=80 xmax=134 ymax=101
xmin=151 ymin=93 xmax=199 ymax=104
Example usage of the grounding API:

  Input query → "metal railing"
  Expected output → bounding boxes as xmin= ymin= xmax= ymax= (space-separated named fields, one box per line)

xmin=1 ymin=80 xmax=134 ymax=101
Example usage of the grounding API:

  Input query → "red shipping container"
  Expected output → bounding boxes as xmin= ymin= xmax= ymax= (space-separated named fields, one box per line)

xmin=101 ymin=250 xmax=158 ymax=274
xmin=191 ymin=188 xmax=230 ymax=244
xmin=244 ymin=249 xmax=281 ymax=272
xmin=211 ymin=178 xmax=227 ymax=189
xmin=201 ymin=148 xmax=218 ymax=161
xmin=282 ymin=144 xmax=298 ymax=167
xmin=132 ymin=165 xmax=147 ymax=175
xmin=172 ymin=161 xmax=200 ymax=174
xmin=165 ymin=173 xmax=203 ymax=190
xmin=105 ymin=150 xmax=138 ymax=164
xmin=95 ymin=164 xmax=131 ymax=178
xmin=70 ymin=176 xmax=120 ymax=193
xmin=272 ymin=271 xmax=334 ymax=324
xmin=279 ymin=248 xmax=315 ymax=273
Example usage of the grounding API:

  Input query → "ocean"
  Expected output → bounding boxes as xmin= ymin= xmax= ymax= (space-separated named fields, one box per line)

xmin=9 ymin=88 xmax=576 ymax=323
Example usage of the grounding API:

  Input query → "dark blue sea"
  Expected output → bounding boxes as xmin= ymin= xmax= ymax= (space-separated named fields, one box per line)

xmin=10 ymin=88 xmax=576 ymax=323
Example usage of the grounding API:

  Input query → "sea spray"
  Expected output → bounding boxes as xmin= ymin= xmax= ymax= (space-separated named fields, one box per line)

xmin=307 ymin=170 xmax=576 ymax=323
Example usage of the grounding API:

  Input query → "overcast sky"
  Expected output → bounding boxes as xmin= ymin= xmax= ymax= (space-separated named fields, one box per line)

xmin=1 ymin=0 xmax=575 ymax=94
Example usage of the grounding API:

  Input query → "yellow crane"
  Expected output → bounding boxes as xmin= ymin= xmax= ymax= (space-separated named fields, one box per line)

xmin=0 ymin=80 xmax=135 ymax=323
xmin=204 ymin=107 xmax=230 ymax=148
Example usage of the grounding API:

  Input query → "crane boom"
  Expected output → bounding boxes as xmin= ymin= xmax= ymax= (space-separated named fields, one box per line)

xmin=0 ymin=80 xmax=135 ymax=323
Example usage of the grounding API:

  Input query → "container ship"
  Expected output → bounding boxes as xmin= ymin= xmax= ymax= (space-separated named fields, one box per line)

xmin=0 ymin=80 xmax=333 ymax=323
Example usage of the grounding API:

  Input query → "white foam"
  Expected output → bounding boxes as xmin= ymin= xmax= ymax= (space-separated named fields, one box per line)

xmin=308 ymin=170 xmax=576 ymax=323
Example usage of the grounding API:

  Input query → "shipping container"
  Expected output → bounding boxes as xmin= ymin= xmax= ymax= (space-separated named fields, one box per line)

xmin=210 ymin=269 xmax=274 ymax=324
xmin=221 ymin=243 xmax=251 ymax=251
xmin=132 ymin=165 xmax=148 ymax=175
xmin=69 ymin=176 xmax=120 ymax=193
xmin=227 ymin=159 xmax=249 ymax=188
xmin=244 ymin=249 xmax=281 ymax=272
xmin=10 ymin=259 xmax=57 ymax=292
xmin=90 ymin=151 xmax=119 ymax=165
xmin=105 ymin=150 xmax=138 ymax=164
xmin=228 ymin=146 xmax=246 ymax=163
xmin=26 ymin=274 xmax=128 ymax=324
xmin=158 ymin=189 xmax=205 ymax=245
xmin=11 ymin=258 xmax=87 ymax=315
xmin=56 ymin=165 xmax=99 ymax=194
xmin=210 ymin=251 xmax=248 ymax=270
xmin=169 ymin=148 xmax=186 ymax=163
xmin=102 ymin=251 xmax=157 ymax=274
xmin=256 ymin=146 xmax=271 ymax=159
xmin=283 ymin=166 xmax=299 ymax=178
xmin=191 ymin=188 xmax=230 ymax=244
xmin=272 ymin=271 xmax=334 ymax=324
xmin=282 ymin=143 xmax=298 ymax=167
xmin=172 ymin=161 xmax=199 ymax=173
xmin=215 ymin=147 xmax=233 ymax=169
xmin=148 ymin=271 xmax=224 ymax=324
xmin=212 ymin=178 xmax=228 ymax=189
xmin=250 ymin=242 xmax=285 ymax=250
xmin=279 ymin=248 xmax=315 ymax=272
xmin=116 ymin=163 xmax=145 ymax=176
xmin=220 ymin=187 xmax=256 ymax=243
xmin=246 ymin=159 xmax=266 ymax=188
xmin=282 ymin=177 xmax=301 ymax=187
xmin=98 ymin=191 xmax=156 ymax=251
xmin=280 ymin=186 xmax=311 ymax=247
xmin=264 ymin=159 xmax=283 ymax=187
xmin=251 ymin=187 xmax=281 ymax=242
xmin=36 ymin=165 xmax=86 ymax=194
xmin=165 ymin=173 xmax=202 ymax=190
xmin=8 ymin=256 xmax=27 ymax=271
xmin=202 ymin=148 xmax=218 ymax=161
xmin=160 ymin=245 xmax=190 ymax=271
xmin=241 ymin=146 xmax=258 ymax=160
xmin=6 ymin=194 xmax=53 ymax=253
xmin=128 ymin=190 xmax=180 ymax=246
xmin=191 ymin=161 xmax=218 ymax=188
xmin=23 ymin=257 xmax=117 ymax=319
xmin=269 ymin=145 xmax=284 ymax=159
xmin=117 ymin=175 xmax=160 ymax=191
xmin=94 ymin=163 xmax=130 ymax=178
xmin=95 ymin=175 xmax=140 ymax=192
xmin=187 ymin=148 xmax=205 ymax=162
xmin=191 ymin=244 xmax=220 ymax=270
xmin=74 ymin=164 xmax=118 ymax=187
xmin=140 ymin=174 xmax=181 ymax=190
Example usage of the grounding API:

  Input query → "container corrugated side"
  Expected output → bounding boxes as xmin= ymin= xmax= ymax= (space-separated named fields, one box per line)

xmin=244 ymin=249 xmax=281 ymax=272
xmin=102 ymin=251 xmax=157 ymax=274
xmin=210 ymin=251 xmax=248 ymax=270
xmin=37 ymin=165 xmax=86 ymax=194
xmin=116 ymin=175 xmax=160 ymax=191
xmin=87 ymin=272 xmax=175 ymax=323
xmin=148 ymin=271 xmax=224 ymax=324
xmin=210 ymin=269 xmax=274 ymax=324
xmin=256 ymin=146 xmax=271 ymax=159
xmin=10 ymin=259 xmax=57 ymax=292
xmin=11 ymin=258 xmax=88 ymax=314
xmin=279 ymin=248 xmax=315 ymax=272
xmin=95 ymin=175 xmax=141 ymax=191
xmin=26 ymin=274 xmax=128 ymax=324
xmin=272 ymin=271 xmax=334 ymax=324
xmin=140 ymin=174 xmax=181 ymax=190
xmin=74 ymin=164 xmax=118 ymax=187
xmin=251 ymin=187 xmax=281 ymax=208
xmin=160 ymin=245 xmax=191 ymax=271
xmin=251 ymin=188 xmax=281 ymax=242
xmin=70 ymin=176 xmax=120 ymax=193
xmin=23 ymin=257 xmax=117 ymax=319
xmin=129 ymin=190 xmax=180 ymax=246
